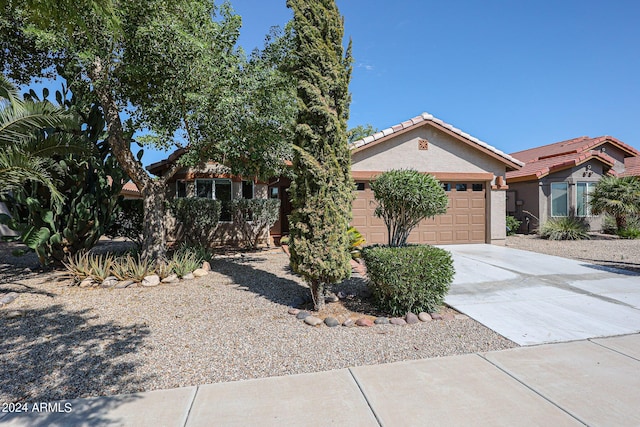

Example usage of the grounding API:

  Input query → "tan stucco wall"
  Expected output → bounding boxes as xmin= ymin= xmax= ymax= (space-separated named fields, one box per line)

xmin=352 ymin=124 xmax=510 ymax=244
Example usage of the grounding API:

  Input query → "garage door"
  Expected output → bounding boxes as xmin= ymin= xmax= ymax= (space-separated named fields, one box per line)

xmin=351 ymin=181 xmax=486 ymax=245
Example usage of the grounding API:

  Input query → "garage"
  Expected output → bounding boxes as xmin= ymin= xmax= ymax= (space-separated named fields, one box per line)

xmin=352 ymin=180 xmax=487 ymax=245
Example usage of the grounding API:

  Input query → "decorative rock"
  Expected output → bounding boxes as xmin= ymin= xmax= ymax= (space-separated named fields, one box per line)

xmin=0 ymin=292 xmax=18 ymax=305
xmin=455 ymin=314 xmax=469 ymax=320
xmin=304 ymin=316 xmax=323 ymax=326
xmin=389 ymin=317 xmax=407 ymax=326
xmin=101 ymin=276 xmax=118 ymax=288
xmin=355 ymin=317 xmax=374 ymax=327
xmin=141 ymin=274 xmax=161 ymax=287
xmin=337 ymin=291 xmax=347 ymax=300
xmin=161 ymin=274 xmax=179 ymax=284
xmin=202 ymin=261 xmax=211 ymax=271
xmin=193 ymin=268 xmax=209 ymax=277
xmin=182 ymin=273 xmax=195 ymax=280
xmin=405 ymin=312 xmax=420 ymax=325
xmin=374 ymin=317 xmax=389 ymax=325
xmin=296 ymin=311 xmax=311 ymax=320
xmin=115 ymin=280 xmax=135 ymax=289
xmin=324 ymin=317 xmax=340 ymax=327
xmin=342 ymin=319 xmax=355 ymax=327
xmin=5 ymin=310 xmax=22 ymax=319
xmin=291 ymin=297 xmax=306 ymax=308
xmin=287 ymin=307 xmax=300 ymax=315
xmin=418 ymin=312 xmax=432 ymax=322
xmin=22 ymin=268 xmax=32 ymax=273
xmin=430 ymin=313 xmax=444 ymax=320
xmin=325 ymin=294 xmax=339 ymax=303
xmin=79 ymin=278 xmax=94 ymax=288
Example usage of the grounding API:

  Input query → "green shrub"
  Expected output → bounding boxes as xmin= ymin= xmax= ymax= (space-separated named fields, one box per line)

xmin=279 ymin=235 xmax=290 ymax=245
xmin=617 ymin=227 xmax=640 ymax=239
xmin=106 ymin=199 xmax=144 ymax=249
xmin=169 ymin=198 xmax=221 ymax=246
xmin=539 ymin=216 xmax=590 ymax=240
xmin=506 ymin=216 xmax=521 ymax=236
xmin=361 ymin=245 xmax=454 ymax=315
xmin=370 ymin=170 xmax=448 ymax=247
xmin=228 ymin=199 xmax=280 ymax=249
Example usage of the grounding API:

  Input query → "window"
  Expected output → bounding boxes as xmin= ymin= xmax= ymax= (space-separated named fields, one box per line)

xmin=270 ymin=187 xmax=279 ymax=199
xmin=242 ymin=180 xmax=254 ymax=199
xmin=355 ymin=182 xmax=365 ymax=191
xmin=551 ymin=183 xmax=568 ymax=217
xmin=472 ymin=183 xmax=483 ymax=192
xmin=442 ymin=183 xmax=451 ymax=192
xmin=576 ymin=182 xmax=595 ymax=217
xmin=176 ymin=181 xmax=187 ymax=198
xmin=455 ymin=183 xmax=467 ymax=192
xmin=196 ymin=179 xmax=232 ymax=221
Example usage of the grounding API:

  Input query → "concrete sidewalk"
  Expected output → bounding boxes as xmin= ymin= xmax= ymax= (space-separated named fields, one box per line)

xmin=2 ymin=333 xmax=639 ymax=426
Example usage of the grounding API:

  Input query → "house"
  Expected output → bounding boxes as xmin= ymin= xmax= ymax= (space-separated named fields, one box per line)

xmin=150 ymin=112 xmax=522 ymax=247
xmin=345 ymin=112 xmax=523 ymax=246
xmin=506 ymin=136 xmax=640 ymax=232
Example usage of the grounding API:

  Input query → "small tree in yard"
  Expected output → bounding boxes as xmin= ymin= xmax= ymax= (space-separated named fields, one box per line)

xmin=590 ymin=176 xmax=640 ymax=231
xmin=370 ymin=169 xmax=448 ymax=247
xmin=286 ymin=0 xmax=354 ymax=311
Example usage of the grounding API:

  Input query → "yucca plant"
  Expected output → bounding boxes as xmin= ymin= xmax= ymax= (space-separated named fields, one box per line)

xmin=171 ymin=250 xmax=202 ymax=278
xmin=63 ymin=251 xmax=93 ymax=283
xmin=539 ymin=216 xmax=590 ymax=240
xmin=88 ymin=253 xmax=114 ymax=281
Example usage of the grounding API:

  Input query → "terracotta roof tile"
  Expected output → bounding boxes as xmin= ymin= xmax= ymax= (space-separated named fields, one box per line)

xmin=506 ymin=151 xmax=616 ymax=182
xmin=349 ymin=112 xmax=523 ymax=169
xmin=511 ymin=135 xmax=640 ymax=163
xmin=621 ymin=156 xmax=640 ymax=177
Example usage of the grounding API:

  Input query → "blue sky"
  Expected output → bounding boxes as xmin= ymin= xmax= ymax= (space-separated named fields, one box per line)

xmin=23 ymin=0 xmax=640 ymax=167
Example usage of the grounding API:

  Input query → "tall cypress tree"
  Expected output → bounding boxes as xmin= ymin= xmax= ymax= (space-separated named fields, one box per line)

xmin=286 ymin=0 xmax=353 ymax=311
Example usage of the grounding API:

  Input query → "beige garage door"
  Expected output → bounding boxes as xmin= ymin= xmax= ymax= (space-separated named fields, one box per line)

xmin=351 ymin=181 xmax=486 ymax=245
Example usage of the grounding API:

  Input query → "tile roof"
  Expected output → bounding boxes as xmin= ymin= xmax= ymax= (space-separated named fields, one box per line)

xmin=510 ymin=135 xmax=640 ymax=163
xmin=621 ymin=156 xmax=640 ymax=177
xmin=506 ymin=151 xmax=617 ymax=182
xmin=349 ymin=112 xmax=524 ymax=170
xmin=122 ymin=181 xmax=141 ymax=195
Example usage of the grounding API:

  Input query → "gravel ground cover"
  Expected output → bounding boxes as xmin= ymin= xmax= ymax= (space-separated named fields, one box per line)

xmin=506 ymin=233 xmax=640 ymax=273
xmin=0 ymin=241 xmax=516 ymax=404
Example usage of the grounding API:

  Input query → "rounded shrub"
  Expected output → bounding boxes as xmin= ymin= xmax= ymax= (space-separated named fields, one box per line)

xmin=361 ymin=245 xmax=455 ymax=316
xmin=539 ymin=216 xmax=590 ymax=240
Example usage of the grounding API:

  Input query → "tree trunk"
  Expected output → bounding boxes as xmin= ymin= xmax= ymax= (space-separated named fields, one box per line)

xmin=310 ymin=280 xmax=325 ymax=312
xmin=616 ymin=215 xmax=627 ymax=230
xmin=142 ymin=181 xmax=168 ymax=260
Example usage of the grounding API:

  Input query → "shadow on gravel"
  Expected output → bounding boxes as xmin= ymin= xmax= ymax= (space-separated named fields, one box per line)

xmin=210 ymin=256 xmax=308 ymax=307
xmin=580 ymin=261 xmax=640 ymax=275
xmin=0 ymin=304 xmax=152 ymax=405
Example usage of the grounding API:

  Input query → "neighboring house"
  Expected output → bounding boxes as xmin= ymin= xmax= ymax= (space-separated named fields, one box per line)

xmin=121 ymin=181 xmax=143 ymax=200
xmin=506 ymin=136 xmax=640 ymax=233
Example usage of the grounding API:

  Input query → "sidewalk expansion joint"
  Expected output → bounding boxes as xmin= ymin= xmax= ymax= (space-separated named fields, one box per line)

xmin=475 ymin=353 xmax=588 ymax=426
xmin=347 ymin=368 xmax=383 ymax=427
xmin=182 ymin=385 xmax=200 ymax=427
xmin=589 ymin=337 xmax=640 ymax=362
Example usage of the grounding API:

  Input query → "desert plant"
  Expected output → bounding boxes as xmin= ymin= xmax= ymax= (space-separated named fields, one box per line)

xmin=506 ymin=216 xmax=521 ymax=236
xmin=370 ymin=169 xmax=448 ymax=247
xmin=590 ymin=176 xmax=640 ymax=230
xmin=228 ymin=198 xmax=280 ymax=249
xmin=88 ymin=253 xmax=115 ymax=281
xmin=539 ymin=216 xmax=590 ymax=240
xmin=347 ymin=226 xmax=365 ymax=259
xmin=63 ymin=252 xmax=93 ymax=283
xmin=169 ymin=198 xmax=221 ymax=246
xmin=118 ymin=254 xmax=155 ymax=282
xmin=361 ymin=245 xmax=454 ymax=316
xmin=171 ymin=249 xmax=202 ymax=278
xmin=154 ymin=259 xmax=176 ymax=279
xmin=617 ymin=226 xmax=640 ymax=239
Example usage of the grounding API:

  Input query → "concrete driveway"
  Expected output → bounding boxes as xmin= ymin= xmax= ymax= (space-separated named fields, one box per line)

xmin=442 ymin=244 xmax=640 ymax=345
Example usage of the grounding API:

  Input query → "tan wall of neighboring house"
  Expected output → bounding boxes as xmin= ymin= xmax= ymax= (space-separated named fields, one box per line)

xmin=507 ymin=181 xmax=540 ymax=233
xmin=351 ymin=125 xmax=510 ymax=245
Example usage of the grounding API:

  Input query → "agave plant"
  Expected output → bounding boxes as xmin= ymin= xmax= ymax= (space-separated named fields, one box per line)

xmin=88 ymin=253 xmax=114 ymax=281
xmin=62 ymin=251 xmax=93 ymax=283
xmin=120 ymin=254 xmax=155 ymax=282
xmin=171 ymin=250 xmax=202 ymax=278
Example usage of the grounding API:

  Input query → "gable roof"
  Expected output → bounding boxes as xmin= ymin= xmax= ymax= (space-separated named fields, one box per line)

xmin=507 ymin=135 xmax=640 ymax=183
xmin=506 ymin=151 xmax=617 ymax=183
xmin=510 ymin=135 xmax=640 ymax=164
xmin=349 ymin=112 xmax=524 ymax=171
